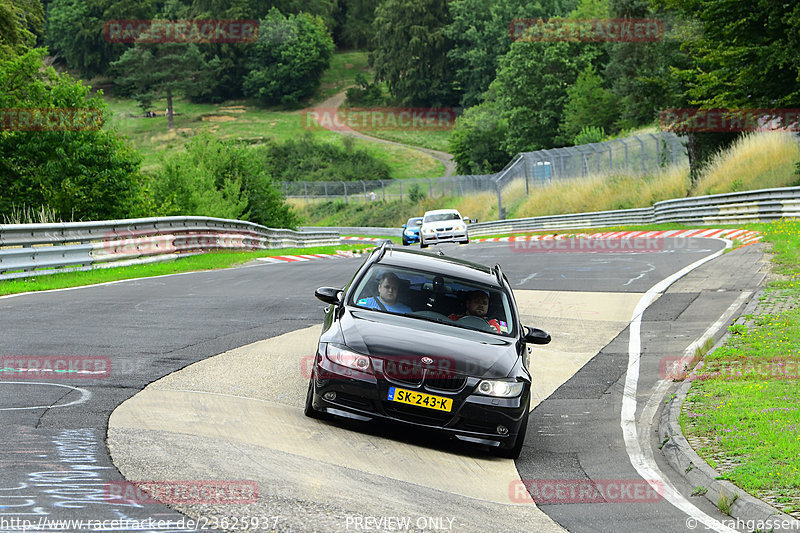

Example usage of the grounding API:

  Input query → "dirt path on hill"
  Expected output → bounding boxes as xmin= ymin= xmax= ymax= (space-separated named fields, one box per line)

xmin=313 ymin=91 xmax=457 ymax=177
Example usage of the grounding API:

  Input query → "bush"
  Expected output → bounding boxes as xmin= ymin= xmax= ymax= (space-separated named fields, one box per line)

xmin=345 ymin=73 xmax=387 ymax=107
xmin=147 ymin=134 xmax=297 ymax=228
xmin=0 ymin=48 xmax=144 ymax=221
xmin=255 ymin=134 xmax=391 ymax=182
xmin=573 ymin=126 xmax=606 ymax=145
xmin=448 ymin=101 xmax=510 ymax=174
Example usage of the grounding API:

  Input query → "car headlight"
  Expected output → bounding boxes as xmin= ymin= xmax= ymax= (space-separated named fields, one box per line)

xmin=325 ymin=343 xmax=373 ymax=374
xmin=404 ymin=229 xmax=416 ymax=236
xmin=454 ymin=224 xmax=465 ymax=231
xmin=422 ymin=228 xmax=435 ymax=235
xmin=475 ymin=380 xmax=524 ymax=397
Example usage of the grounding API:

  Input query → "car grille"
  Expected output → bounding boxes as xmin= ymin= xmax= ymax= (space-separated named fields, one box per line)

xmin=382 ymin=364 xmax=423 ymax=386
xmin=424 ymin=375 xmax=467 ymax=392
xmin=382 ymin=366 xmax=466 ymax=392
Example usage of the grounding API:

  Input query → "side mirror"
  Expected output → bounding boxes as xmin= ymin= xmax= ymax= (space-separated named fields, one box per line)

xmin=462 ymin=217 xmax=471 ymax=224
xmin=523 ymin=326 xmax=551 ymax=345
xmin=315 ymin=287 xmax=342 ymax=305
xmin=402 ymin=224 xmax=407 ymax=229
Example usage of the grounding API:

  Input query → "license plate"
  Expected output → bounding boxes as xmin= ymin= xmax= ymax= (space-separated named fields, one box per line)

xmin=388 ymin=387 xmax=452 ymax=412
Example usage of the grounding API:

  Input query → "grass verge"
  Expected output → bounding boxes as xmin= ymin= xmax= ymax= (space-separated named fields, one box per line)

xmin=680 ymin=219 xmax=800 ymax=517
xmin=0 ymin=244 xmax=372 ymax=296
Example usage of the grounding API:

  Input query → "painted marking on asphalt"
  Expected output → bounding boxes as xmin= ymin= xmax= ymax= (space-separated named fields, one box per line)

xmin=622 ymin=238 xmax=740 ymax=532
xmin=0 ymin=382 xmax=91 ymax=411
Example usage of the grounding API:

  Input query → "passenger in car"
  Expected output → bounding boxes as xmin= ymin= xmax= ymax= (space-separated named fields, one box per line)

xmin=358 ymin=272 xmax=412 ymax=313
xmin=449 ymin=290 xmax=502 ymax=333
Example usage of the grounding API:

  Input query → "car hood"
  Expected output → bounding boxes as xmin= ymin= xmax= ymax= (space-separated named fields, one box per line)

xmin=339 ymin=309 xmax=518 ymax=379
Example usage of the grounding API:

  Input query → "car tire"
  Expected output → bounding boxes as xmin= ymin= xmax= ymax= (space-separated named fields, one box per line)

xmin=402 ymin=237 xmax=409 ymax=246
xmin=460 ymin=238 xmax=469 ymax=245
xmin=420 ymin=237 xmax=428 ymax=249
xmin=494 ymin=408 xmax=528 ymax=459
xmin=303 ymin=378 xmax=327 ymax=420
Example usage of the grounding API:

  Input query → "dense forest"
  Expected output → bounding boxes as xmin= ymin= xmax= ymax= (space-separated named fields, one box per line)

xmin=1 ymin=0 xmax=798 ymax=224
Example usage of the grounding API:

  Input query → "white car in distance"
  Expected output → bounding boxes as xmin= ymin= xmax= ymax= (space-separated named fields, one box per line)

xmin=419 ymin=209 xmax=470 ymax=248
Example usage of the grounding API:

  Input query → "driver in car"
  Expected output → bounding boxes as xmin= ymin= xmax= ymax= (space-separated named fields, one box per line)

xmin=358 ymin=272 xmax=412 ymax=313
xmin=449 ymin=290 xmax=502 ymax=333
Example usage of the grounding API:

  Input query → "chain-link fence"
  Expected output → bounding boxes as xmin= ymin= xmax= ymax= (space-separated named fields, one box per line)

xmin=280 ymin=175 xmax=495 ymax=203
xmin=493 ymin=131 xmax=687 ymax=218
xmin=279 ymin=132 xmax=688 ymax=217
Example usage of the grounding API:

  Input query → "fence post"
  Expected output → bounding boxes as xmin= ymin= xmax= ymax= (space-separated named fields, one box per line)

xmin=496 ymin=182 xmax=504 ymax=220
xmin=399 ymin=181 xmax=403 ymax=201
xmin=304 ymin=181 xmax=308 ymax=202
xmin=344 ymin=181 xmax=348 ymax=204
xmin=324 ymin=182 xmax=328 ymax=201
xmin=381 ymin=180 xmax=386 ymax=200
xmin=361 ymin=180 xmax=366 ymax=201
xmin=619 ymin=138 xmax=629 ymax=171
xmin=634 ymin=135 xmax=646 ymax=173
xmin=428 ymin=178 xmax=433 ymax=197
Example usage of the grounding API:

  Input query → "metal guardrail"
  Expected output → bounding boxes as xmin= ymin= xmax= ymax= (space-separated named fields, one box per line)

xmin=468 ymin=186 xmax=800 ymax=235
xmin=304 ymin=186 xmax=800 ymax=238
xmin=0 ymin=216 xmax=340 ymax=280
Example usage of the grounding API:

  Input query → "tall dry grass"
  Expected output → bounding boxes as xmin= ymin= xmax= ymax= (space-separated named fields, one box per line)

xmin=514 ymin=164 xmax=690 ymax=218
xmin=690 ymin=132 xmax=800 ymax=196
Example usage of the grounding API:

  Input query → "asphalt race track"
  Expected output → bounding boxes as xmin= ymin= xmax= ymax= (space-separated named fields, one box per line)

xmin=0 ymin=237 xmax=767 ymax=532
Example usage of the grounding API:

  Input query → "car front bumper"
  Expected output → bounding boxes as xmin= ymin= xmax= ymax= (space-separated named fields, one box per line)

xmin=420 ymin=230 xmax=468 ymax=244
xmin=309 ymin=354 xmax=528 ymax=449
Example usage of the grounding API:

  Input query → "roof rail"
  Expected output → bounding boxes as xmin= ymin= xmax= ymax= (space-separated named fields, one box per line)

xmin=493 ymin=263 xmax=504 ymax=286
xmin=375 ymin=240 xmax=392 ymax=262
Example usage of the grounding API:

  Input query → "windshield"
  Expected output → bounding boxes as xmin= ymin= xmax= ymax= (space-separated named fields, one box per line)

xmin=407 ymin=218 xmax=422 ymax=227
xmin=349 ymin=264 xmax=514 ymax=336
xmin=424 ymin=212 xmax=462 ymax=223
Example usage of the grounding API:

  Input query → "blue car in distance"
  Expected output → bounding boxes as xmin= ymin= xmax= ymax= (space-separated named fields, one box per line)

xmin=401 ymin=217 xmax=423 ymax=246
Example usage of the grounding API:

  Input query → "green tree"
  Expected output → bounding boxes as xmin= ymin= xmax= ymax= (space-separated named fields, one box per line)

xmin=333 ymin=0 xmax=377 ymax=49
xmin=148 ymin=133 xmax=298 ymax=227
xmin=449 ymin=101 xmax=510 ymax=174
xmin=371 ymin=0 xmax=458 ymax=106
xmin=0 ymin=48 xmax=144 ymax=221
xmin=446 ymin=0 xmax=576 ymax=109
xmin=0 ymin=0 xmax=44 ymax=59
xmin=654 ymin=0 xmax=800 ymax=182
xmin=491 ymin=39 xmax=594 ymax=154
xmin=603 ymin=0 xmax=688 ymax=130
xmin=110 ymin=43 xmax=221 ymax=129
xmin=46 ymin=0 xmax=157 ymax=77
xmin=181 ymin=0 xmax=336 ymax=101
xmin=558 ymin=65 xmax=618 ymax=144
xmin=242 ymin=8 xmax=334 ymax=107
